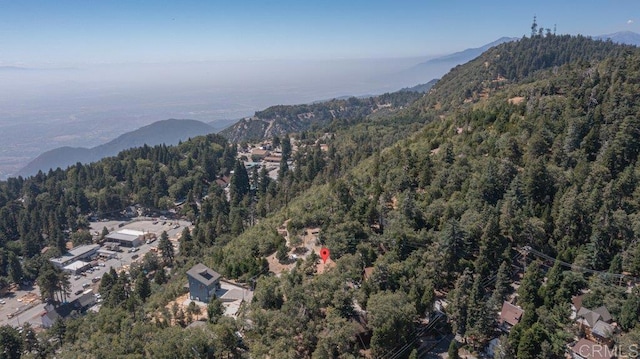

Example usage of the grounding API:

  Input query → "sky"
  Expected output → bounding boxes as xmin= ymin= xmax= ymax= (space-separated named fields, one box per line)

xmin=1 ymin=0 xmax=640 ymax=66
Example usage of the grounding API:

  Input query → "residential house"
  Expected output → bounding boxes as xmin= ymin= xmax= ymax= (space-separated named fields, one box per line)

xmin=187 ymin=263 xmax=221 ymax=303
xmin=570 ymin=338 xmax=615 ymax=359
xmin=215 ymin=176 xmax=230 ymax=188
xmin=41 ymin=292 xmax=97 ymax=328
xmin=498 ymin=301 xmax=524 ymax=332
xmin=576 ymin=305 xmax=616 ymax=345
xmin=251 ymin=148 xmax=270 ymax=161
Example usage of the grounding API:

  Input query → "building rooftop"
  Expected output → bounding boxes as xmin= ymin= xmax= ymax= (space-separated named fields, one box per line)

xmin=106 ymin=232 xmax=139 ymax=242
xmin=593 ymin=306 xmax=612 ymax=323
xmin=50 ymin=244 xmax=100 ymax=265
xmin=572 ymin=294 xmax=584 ymax=311
xmin=219 ymin=288 xmax=245 ymax=302
xmin=577 ymin=305 xmax=613 ymax=327
xmin=592 ymin=320 xmax=614 ymax=339
xmin=50 ymin=254 xmax=75 ymax=266
xmin=63 ymin=260 xmax=89 ymax=271
xmin=68 ymin=244 xmax=100 ymax=257
xmin=499 ymin=301 xmax=524 ymax=327
xmin=119 ymin=229 xmax=144 ymax=236
xmin=571 ymin=338 xmax=614 ymax=359
xmin=187 ymin=263 xmax=221 ymax=287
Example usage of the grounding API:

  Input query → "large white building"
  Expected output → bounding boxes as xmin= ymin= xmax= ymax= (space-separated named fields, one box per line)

xmin=50 ymin=244 xmax=100 ymax=269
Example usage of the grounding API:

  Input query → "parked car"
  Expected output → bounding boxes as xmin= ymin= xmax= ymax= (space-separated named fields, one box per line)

xmin=75 ymin=290 xmax=83 ymax=295
xmin=82 ymin=283 xmax=90 ymax=288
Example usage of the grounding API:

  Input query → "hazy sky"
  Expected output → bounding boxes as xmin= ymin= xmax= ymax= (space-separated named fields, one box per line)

xmin=2 ymin=0 xmax=639 ymax=66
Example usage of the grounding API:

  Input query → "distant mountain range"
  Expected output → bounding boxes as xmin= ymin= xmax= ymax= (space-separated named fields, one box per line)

xmin=18 ymin=119 xmax=216 ymax=177
xmin=594 ymin=31 xmax=640 ymax=46
xmin=16 ymin=31 xmax=640 ymax=178
xmin=421 ymin=37 xmax=518 ymax=65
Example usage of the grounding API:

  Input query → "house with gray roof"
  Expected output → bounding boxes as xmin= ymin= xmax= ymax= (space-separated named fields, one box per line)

xmin=575 ymin=304 xmax=616 ymax=345
xmin=187 ymin=263 xmax=221 ymax=303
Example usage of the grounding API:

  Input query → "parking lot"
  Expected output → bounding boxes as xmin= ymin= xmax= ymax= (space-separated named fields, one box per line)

xmin=0 ymin=218 xmax=190 ymax=329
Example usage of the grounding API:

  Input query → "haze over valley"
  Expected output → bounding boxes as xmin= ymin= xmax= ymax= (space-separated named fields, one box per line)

xmin=0 ymin=56 xmax=439 ymax=178
xmin=4 ymin=30 xmax=640 ymax=179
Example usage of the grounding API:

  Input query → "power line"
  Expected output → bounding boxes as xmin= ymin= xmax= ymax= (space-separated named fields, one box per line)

xmin=520 ymin=246 xmax=638 ymax=282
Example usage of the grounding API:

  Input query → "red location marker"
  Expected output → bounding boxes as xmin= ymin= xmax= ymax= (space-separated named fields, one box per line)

xmin=320 ymin=247 xmax=330 ymax=264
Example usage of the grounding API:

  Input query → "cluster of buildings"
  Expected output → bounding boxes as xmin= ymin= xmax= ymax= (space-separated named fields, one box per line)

xmin=49 ymin=229 xmax=149 ymax=274
xmin=493 ymin=296 xmax=618 ymax=359
xmin=49 ymin=244 xmax=101 ymax=274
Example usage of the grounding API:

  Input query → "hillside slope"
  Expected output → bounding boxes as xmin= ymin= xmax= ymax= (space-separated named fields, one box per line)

xmin=219 ymin=90 xmax=424 ymax=143
xmin=5 ymin=35 xmax=640 ymax=358
xmin=210 ymin=35 xmax=640 ymax=357
xmin=18 ymin=119 xmax=214 ymax=177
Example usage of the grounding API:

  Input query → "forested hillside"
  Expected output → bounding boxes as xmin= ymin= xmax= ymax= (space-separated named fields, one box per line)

xmin=2 ymin=34 xmax=640 ymax=358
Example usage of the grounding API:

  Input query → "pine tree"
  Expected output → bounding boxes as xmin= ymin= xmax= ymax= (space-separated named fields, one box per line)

xmin=542 ymin=260 xmax=563 ymax=308
xmin=448 ymin=269 xmax=472 ymax=336
xmin=466 ymin=275 xmax=494 ymax=348
xmin=7 ymin=252 xmax=22 ymax=284
xmin=490 ymin=261 xmax=511 ymax=310
xmin=619 ymin=287 xmax=640 ymax=330
xmin=154 ymin=269 xmax=166 ymax=286
xmin=229 ymin=160 xmax=250 ymax=205
xmin=440 ymin=220 xmax=466 ymax=275
xmin=448 ymin=339 xmax=460 ymax=359
xmin=207 ymin=295 xmax=224 ymax=324
xmin=99 ymin=270 xmax=115 ymax=298
xmin=135 ymin=272 xmax=151 ymax=302
xmin=158 ymin=231 xmax=174 ymax=266
xmin=518 ymin=260 xmax=543 ymax=308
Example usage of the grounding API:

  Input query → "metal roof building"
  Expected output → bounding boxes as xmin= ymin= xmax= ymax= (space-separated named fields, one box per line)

xmin=50 ymin=244 xmax=100 ymax=268
xmin=105 ymin=231 xmax=143 ymax=247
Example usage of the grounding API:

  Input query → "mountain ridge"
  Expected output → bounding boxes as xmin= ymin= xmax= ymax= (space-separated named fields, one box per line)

xmin=594 ymin=30 xmax=640 ymax=46
xmin=18 ymin=119 xmax=215 ymax=177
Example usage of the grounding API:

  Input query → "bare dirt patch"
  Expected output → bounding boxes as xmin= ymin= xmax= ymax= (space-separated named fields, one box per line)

xmin=160 ymin=293 xmax=208 ymax=326
xmin=316 ymin=258 xmax=336 ymax=274
xmin=508 ymin=96 xmax=525 ymax=105
xmin=267 ymin=224 xmax=325 ymax=276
